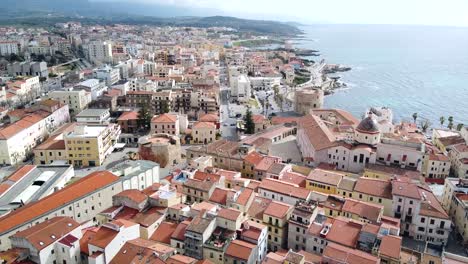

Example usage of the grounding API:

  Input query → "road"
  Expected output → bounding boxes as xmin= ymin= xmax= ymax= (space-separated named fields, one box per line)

xmin=298 ymin=61 xmax=327 ymax=88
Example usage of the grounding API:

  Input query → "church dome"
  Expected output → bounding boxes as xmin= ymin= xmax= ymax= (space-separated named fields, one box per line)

xmin=356 ymin=116 xmax=380 ymax=134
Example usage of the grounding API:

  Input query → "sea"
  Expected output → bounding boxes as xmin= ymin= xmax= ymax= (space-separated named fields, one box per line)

xmin=295 ymin=24 xmax=468 ymax=126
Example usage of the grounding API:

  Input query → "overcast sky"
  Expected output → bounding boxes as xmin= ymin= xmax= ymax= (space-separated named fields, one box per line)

xmin=114 ymin=0 xmax=468 ymax=26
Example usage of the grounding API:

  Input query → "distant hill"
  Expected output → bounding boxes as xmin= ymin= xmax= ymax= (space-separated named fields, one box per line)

xmin=0 ymin=0 xmax=301 ymax=35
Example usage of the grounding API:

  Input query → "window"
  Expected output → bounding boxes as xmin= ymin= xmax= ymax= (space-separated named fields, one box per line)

xmin=421 ymin=218 xmax=425 ymax=223
xmin=418 ymin=227 xmax=425 ymax=232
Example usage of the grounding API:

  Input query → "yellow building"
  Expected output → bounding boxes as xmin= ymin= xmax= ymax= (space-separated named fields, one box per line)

xmin=306 ymin=169 xmax=344 ymax=195
xmin=64 ymin=124 xmax=121 ymax=167
xmin=352 ymin=177 xmax=393 ymax=216
xmin=192 ymin=121 xmax=217 ymax=144
xmin=262 ymin=201 xmax=293 ymax=251
xmin=449 ymin=193 xmax=468 ymax=245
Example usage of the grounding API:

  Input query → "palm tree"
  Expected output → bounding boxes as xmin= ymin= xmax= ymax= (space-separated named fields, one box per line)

xmin=448 ymin=116 xmax=454 ymax=130
xmin=412 ymin=113 xmax=418 ymax=123
xmin=456 ymin=123 xmax=464 ymax=131
xmin=439 ymin=116 xmax=445 ymax=126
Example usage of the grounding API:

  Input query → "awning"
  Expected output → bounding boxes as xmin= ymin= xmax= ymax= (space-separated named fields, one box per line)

xmin=114 ymin=143 xmax=126 ymax=149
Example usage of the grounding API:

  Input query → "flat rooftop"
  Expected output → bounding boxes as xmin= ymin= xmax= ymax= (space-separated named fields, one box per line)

xmin=0 ymin=165 xmax=72 ymax=216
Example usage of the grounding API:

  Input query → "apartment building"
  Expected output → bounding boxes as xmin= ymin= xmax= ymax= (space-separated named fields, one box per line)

xmin=263 ymin=201 xmax=293 ymax=251
xmin=0 ymin=41 xmax=20 ymax=55
xmin=449 ymin=143 xmax=468 ymax=179
xmin=74 ymin=79 xmax=107 ymax=100
xmin=76 ymin=108 xmax=111 ymax=124
xmin=85 ymin=40 xmax=113 ymax=65
xmin=392 ymin=179 xmax=451 ymax=245
xmin=0 ymin=100 xmax=70 ymax=165
xmin=0 ymin=171 xmax=122 ymax=251
xmin=48 ymin=89 xmax=92 ymax=114
xmin=94 ymin=64 xmax=121 ymax=86
xmin=9 ymin=217 xmax=82 ymax=264
xmin=64 ymin=123 xmax=121 ymax=167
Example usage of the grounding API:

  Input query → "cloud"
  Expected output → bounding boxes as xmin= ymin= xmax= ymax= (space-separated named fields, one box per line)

xmin=94 ymin=0 xmax=468 ymax=26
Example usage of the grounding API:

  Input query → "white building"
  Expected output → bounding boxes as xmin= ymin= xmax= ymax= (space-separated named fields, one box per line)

xmin=9 ymin=217 xmax=82 ymax=264
xmin=87 ymin=220 xmax=140 ymax=264
xmin=0 ymin=171 xmax=122 ymax=251
xmin=376 ymin=136 xmax=425 ymax=171
xmin=76 ymin=108 xmax=111 ymax=124
xmin=86 ymin=40 xmax=113 ymax=65
xmin=232 ymin=74 xmax=251 ymax=103
xmin=392 ymin=180 xmax=451 ymax=245
xmin=75 ymin=79 xmax=107 ymax=100
xmin=0 ymin=100 xmax=70 ymax=165
xmin=249 ymin=76 xmax=282 ymax=91
xmin=94 ymin=64 xmax=121 ymax=86
xmin=366 ymin=107 xmax=394 ymax=134
xmin=49 ymin=88 xmax=92 ymax=114
xmin=0 ymin=41 xmax=20 ymax=55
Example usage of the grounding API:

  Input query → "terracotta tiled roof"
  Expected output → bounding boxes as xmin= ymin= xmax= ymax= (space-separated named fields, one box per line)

xmin=252 ymin=114 xmax=266 ymax=123
xmin=166 ymin=254 xmax=197 ymax=264
xmin=225 ymin=239 xmax=256 ymax=261
xmin=131 ymin=207 xmax=165 ymax=227
xmin=150 ymin=221 xmax=177 ymax=244
xmin=209 ymin=188 xmax=230 ymax=205
xmin=325 ymin=217 xmax=361 ymax=248
xmin=307 ymin=169 xmax=344 ymax=186
xmin=354 ymin=177 xmax=392 ymax=199
xmin=88 ymin=224 xmax=119 ymax=249
xmin=6 ymin=165 xmax=35 ymax=182
xmin=217 ymin=208 xmax=241 ymax=221
xmin=115 ymin=189 xmax=148 ymax=204
xmin=171 ymin=220 xmax=191 ymax=241
xmin=259 ymin=178 xmax=311 ymax=200
xmin=244 ymin=151 xmax=264 ymax=165
xmin=342 ymin=199 xmax=383 ymax=223
xmin=11 ymin=217 xmax=80 ymax=251
xmin=80 ymin=227 xmax=99 ymax=256
xmin=193 ymin=121 xmax=216 ymax=129
xmin=323 ymin=243 xmax=379 ymax=264
xmin=117 ymin=111 xmax=139 ymax=121
xmin=0 ymin=171 xmax=119 ymax=235
xmin=299 ymin=114 xmax=336 ymax=151
xmin=235 ymin=188 xmax=254 ymax=206
xmin=110 ymin=239 xmax=166 ymax=264
xmin=247 ymin=196 xmax=272 ymax=220
xmin=379 ymin=235 xmax=402 ymax=260
xmin=199 ymin=113 xmax=219 ymax=123
xmin=151 ymin=113 xmax=177 ymax=123
xmin=263 ymin=201 xmax=292 ymax=219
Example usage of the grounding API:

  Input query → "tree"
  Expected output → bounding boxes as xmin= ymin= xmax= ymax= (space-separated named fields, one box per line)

xmin=278 ymin=94 xmax=284 ymax=112
xmin=272 ymin=85 xmax=280 ymax=97
xmin=456 ymin=123 xmax=464 ymax=131
xmin=419 ymin=119 xmax=432 ymax=133
xmin=243 ymin=108 xmax=255 ymax=134
xmin=448 ymin=116 xmax=454 ymax=130
xmin=439 ymin=116 xmax=445 ymax=126
xmin=161 ymin=101 xmax=170 ymax=114
xmin=412 ymin=113 xmax=418 ymax=123
xmin=137 ymin=103 xmax=152 ymax=131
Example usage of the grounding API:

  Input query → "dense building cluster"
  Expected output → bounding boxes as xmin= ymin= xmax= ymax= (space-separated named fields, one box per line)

xmin=0 ymin=22 xmax=467 ymax=264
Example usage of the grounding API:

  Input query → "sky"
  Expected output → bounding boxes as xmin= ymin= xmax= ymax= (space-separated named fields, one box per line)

xmin=115 ymin=0 xmax=468 ymax=27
